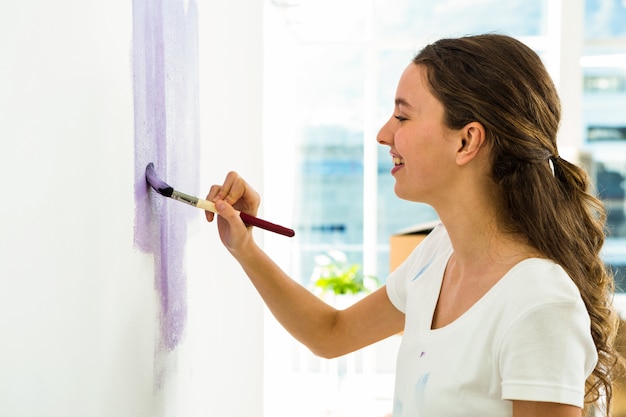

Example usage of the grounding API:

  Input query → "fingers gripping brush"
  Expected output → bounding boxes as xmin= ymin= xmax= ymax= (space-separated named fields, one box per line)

xmin=145 ymin=163 xmax=295 ymax=237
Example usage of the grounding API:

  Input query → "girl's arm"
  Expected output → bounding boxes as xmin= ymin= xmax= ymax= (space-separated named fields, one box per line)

xmin=512 ymin=401 xmax=581 ymax=417
xmin=206 ymin=172 xmax=405 ymax=357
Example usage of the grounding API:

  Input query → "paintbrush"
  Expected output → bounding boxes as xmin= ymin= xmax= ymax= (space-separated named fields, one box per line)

xmin=145 ymin=163 xmax=295 ymax=237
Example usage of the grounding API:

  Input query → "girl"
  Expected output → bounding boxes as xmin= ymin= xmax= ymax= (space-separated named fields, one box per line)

xmin=206 ymin=34 xmax=622 ymax=417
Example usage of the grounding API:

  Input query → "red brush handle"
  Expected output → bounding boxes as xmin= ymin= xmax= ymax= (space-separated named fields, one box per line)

xmin=239 ymin=212 xmax=295 ymax=237
xmin=196 ymin=198 xmax=295 ymax=237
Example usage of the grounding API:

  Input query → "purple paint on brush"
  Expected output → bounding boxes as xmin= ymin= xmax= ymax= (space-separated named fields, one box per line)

xmin=145 ymin=163 xmax=173 ymax=197
xmin=132 ymin=0 xmax=200 ymax=353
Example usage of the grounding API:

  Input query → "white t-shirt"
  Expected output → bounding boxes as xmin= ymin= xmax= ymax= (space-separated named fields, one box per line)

xmin=386 ymin=224 xmax=598 ymax=416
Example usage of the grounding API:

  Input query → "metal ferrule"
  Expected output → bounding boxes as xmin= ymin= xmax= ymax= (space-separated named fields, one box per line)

xmin=171 ymin=190 xmax=199 ymax=207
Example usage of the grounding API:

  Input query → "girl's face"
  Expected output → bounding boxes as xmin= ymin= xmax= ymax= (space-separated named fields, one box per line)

xmin=377 ymin=64 xmax=460 ymax=205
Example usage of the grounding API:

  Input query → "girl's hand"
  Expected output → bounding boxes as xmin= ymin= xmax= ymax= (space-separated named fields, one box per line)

xmin=205 ymin=171 xmax=261 ymax=253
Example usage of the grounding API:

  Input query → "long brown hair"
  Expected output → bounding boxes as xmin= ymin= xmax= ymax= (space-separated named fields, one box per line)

xmin=413 ymin=33 xmax=622 ymax=415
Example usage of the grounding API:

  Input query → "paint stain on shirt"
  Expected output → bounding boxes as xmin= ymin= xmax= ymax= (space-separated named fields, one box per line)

xmin=416 ymin=372 xmax=430 ymax=405
xmin=412 ymin=257 xmax=434 ymax=281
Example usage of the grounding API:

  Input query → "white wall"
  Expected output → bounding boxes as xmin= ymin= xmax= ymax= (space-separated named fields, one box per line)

xmin=188 ymin=0 xmax=265 ymax=416
xmin=0 ymin=1 xmax=265 ymax=416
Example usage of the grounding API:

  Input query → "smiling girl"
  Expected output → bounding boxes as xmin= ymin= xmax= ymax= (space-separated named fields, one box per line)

xmin=206 ymin=34 xmax=622 ymax=417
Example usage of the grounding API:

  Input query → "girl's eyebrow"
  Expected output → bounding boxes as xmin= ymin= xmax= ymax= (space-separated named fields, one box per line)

xmin=394 ymin=97 xmax=414 ymax=109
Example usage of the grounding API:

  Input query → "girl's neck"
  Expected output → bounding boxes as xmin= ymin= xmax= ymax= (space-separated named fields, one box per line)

xmin=439 ymin=212 xmax=541 ymax=273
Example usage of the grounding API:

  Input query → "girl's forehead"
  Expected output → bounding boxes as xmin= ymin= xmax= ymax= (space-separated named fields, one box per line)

xmin=395 ymin=64 xmax=434 ymax=105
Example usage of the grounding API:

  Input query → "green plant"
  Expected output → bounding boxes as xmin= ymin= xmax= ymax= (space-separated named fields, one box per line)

xmin=311 ymin=251 xmax=378 ymax=295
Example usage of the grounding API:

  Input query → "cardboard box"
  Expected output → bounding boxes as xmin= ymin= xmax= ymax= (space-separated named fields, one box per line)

xmin=389 ymin=220 xmax=440 ymax=271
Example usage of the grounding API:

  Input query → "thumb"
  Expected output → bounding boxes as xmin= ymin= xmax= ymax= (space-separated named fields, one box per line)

xmin=214 ymin=199 xmax=245 ymax=229
xmin=214 ymin=199 xmax=253 ymax=253
xmin=215 ymin=198 xmax=237 ymax=218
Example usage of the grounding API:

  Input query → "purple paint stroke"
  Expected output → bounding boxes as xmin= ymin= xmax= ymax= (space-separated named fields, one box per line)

xmin=132 ymin=0 xmax=200 ymax=352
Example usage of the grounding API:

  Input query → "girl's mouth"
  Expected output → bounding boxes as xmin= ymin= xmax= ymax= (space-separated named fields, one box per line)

xmin=391 ymin=156 xmax=404 ymax=174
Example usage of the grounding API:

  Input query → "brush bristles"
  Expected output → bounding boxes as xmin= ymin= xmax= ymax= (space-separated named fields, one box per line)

xmin=145 ymin=163 xmax=174 ymax=197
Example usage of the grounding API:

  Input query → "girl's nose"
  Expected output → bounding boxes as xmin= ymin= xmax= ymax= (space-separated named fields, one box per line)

xmin=377 ymin=118 xmax=393 ymax=145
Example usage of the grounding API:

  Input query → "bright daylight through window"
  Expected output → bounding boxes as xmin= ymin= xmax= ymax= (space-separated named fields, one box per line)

xmin=262 ymin=1 xmax=626 ymax=416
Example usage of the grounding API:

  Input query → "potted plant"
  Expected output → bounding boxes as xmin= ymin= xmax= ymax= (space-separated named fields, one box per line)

xmin=310 ymin=250 xmax=379 ymax=307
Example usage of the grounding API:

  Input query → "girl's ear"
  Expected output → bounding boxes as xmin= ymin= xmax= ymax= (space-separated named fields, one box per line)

xmin=456 ymin=121 xmax=487 ymax=166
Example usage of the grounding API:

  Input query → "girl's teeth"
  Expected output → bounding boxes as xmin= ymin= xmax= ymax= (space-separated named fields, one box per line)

xmin=393 ymin=157 xmax=404 ymax=165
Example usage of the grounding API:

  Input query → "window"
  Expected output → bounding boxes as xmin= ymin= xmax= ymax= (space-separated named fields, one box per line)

xmin=263 ymin=1 xmax=626 ymax=415
xmin=581 ymin=0 xmax=626 ymax=289
xmin=267 ymin=0 xmax=549 ymax=287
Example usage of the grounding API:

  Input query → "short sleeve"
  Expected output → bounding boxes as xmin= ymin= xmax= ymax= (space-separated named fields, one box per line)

xmin=386 ymin=260 xmax=409 ymax=313
xmin=498 ymin=301 xmax=598 ymax=408
xmin=385 ymin=224 xmax=446 ymax=314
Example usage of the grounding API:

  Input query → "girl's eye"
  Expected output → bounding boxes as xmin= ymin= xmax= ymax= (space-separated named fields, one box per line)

xmin=394 ymin=115 xmax=407 ymax=122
